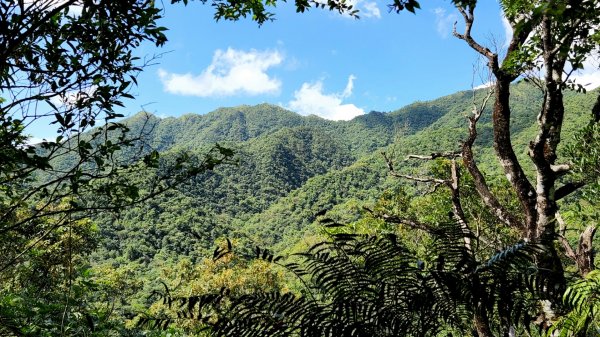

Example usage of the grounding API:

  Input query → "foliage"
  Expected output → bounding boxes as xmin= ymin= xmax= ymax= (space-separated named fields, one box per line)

xmin=3 ymin=0 xmax=600 ymax=335
xmin=565 ymin=120 xmax=600 ymax=197
xmin=80 ymin=83 xmax=597 ymax=335
xmin=172 ymin=0 xmax=358 ymax=24
xmin=548 ymin=270 xmax=600 ymax=337
xmin=140 ymin=223 xmax=551 ymax=336
xmin=0 ymin=1 xmax=236 ymax=335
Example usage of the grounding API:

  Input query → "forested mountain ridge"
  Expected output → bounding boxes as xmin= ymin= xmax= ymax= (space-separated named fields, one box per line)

xmin=93 ymin=82 xmax=596 ymax=268
xmin=123 ymin=98 xmax=450 ymax=155
xmin=4 ymin=1 xmax=599 ymax=335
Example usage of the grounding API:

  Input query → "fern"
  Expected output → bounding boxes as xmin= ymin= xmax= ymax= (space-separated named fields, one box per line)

xmin=140 ymin=222 xmax=554 ymax=336
xmin=547 ymin=270 xmax=600 ymax=337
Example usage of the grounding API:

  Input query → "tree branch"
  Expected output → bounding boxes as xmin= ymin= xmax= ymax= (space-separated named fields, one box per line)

xmin=555 ymin=181 xmax=585 ymax=201
xmin=450 ymin=159 xmax=471 ymax=252
xmin=405 ymin=152 xmax=462 ymax=161
xmin=556 ymin=212 xmax=577 ymax=261
xmin=556 ymin=212 xmax=597 ymax=276
xmin=461 ymin=87 xmax=522 ymax=229
xmin=452 ymin=5 xmax=497 ymax=69
xmin=383 ymin=151 xmax=448 ymax=185
xmin=379 ymin=213 xmax=436 ymax=233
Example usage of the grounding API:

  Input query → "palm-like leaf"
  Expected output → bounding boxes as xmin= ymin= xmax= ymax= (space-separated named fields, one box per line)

xmin=547 ymin=270 xmax=600 ymax=337
xmin=140 ymin=222 xmax=553 ymax=336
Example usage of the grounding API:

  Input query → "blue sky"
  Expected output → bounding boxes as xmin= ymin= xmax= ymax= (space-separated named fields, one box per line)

xmin=27 ymin=0 xmax=600 ymax=139
xmin=123 ymin=1 xmax=510 ymax=121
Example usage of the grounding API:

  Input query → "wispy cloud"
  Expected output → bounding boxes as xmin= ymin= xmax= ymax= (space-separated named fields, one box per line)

xmin=473 ymin=81 xmax=494 ymax=90
xmin=288 ymin=75 xmax=364 ymax=121
xmin=361 ymin=1 xmax=381 ymax=18
xmin=158 ymin=48 xmax=283 ymax=97
xmin=570 ymin=55 xmax=600 ymax=90
xmin=500 ymin=12 xmax=513 ymax=48
xmin=433 ymin=7 xmax=458 ymax=38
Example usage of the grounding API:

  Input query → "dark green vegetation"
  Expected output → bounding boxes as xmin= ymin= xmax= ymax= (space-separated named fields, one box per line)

xmin=94 ymin=83 xmax=597 ymax=335
xmin=3 ymin=76 xmax=600 ymax=335
xmin=2 ymin=0 xmax=600 ymax=336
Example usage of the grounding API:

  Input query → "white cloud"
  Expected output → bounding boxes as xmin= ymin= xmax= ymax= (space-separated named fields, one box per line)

xmin=49 ymin=85 xmax=97 ymax=108
xmin=25 ymin=137 xmax=45 ymax=145
xmin=288 ymin=75 xmax=365 ymax=121
xmin=335 ymin=0 xmax=380 ymax=19
xmin=473 ymin=81 xmax=494 ymax=90
xmin=501 ymin=12 xmax=513 ymax=48
xmin=158 ymin=48 xmax=283 ymax=97
xmin=341 ymin=74 xmax=356 ymax=98
xmin=433 ymin=7 xmax=458 ymax=38
xmin=572 ymin=71 xmax=600 ymax=90
xmin=570 ymin=56 xmax=600 ymax=90
xmin=361 ymin=1 xmax=381 ymax=19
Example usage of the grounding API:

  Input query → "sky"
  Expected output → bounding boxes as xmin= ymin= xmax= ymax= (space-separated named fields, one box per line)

xmin=28 ymin=0 xmax=600 ymax=139
xmin=130 ymin=0 xmax=505 ymax=121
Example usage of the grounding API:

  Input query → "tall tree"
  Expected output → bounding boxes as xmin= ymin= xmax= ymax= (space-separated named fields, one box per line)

xmin=451 ymin=0 xmax=599 ymax=263
xmin=0 ymin=1 xmax=233 ymax=334
xmin=143 ymin=0 xmax=600 ymax=335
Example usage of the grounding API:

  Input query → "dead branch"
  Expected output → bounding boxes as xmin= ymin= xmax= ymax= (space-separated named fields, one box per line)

xmin=461 ymin=87 xmax=522 ymax=229
xmin=405 ymin=152 xmax=462 ymax=161
xmin=556 ymin=212 xmax=577 ymax=261
xmin=452 ymin=5 xmax=497 ymax=69
xmin=556 ymin=212 xmax=597 ymax=276
xmin=450 ymin=159 xmax=471 ymax=251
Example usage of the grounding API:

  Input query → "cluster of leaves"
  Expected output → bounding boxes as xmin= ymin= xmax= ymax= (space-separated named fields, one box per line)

xmin=173 ymin=0 xmax=358 ymax=25
xmin=565 ymin=120 xmax=600 ymax=194
xmin=549 ymin=270 xmax=600 ymax=337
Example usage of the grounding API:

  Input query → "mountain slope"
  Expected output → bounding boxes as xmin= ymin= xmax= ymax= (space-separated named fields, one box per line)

xmin=92 ymin=82 xmax=597 ymax=268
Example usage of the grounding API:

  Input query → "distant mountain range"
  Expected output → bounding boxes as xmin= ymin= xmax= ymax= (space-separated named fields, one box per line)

xmin=90 ymin=81 xmax=597 ymax=273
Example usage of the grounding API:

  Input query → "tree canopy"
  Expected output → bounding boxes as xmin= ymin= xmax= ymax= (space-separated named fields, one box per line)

xmin=138 ymin=1 xmax=600 ymax=336
xmin=2 ymin=0 xmax=600 ymax=336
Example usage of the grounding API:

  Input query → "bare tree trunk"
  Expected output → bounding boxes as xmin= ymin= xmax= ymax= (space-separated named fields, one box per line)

xmin=559 ymin=212 xmax=598 ymax=277
xmin=492 ymin=78 xmax=537 ymax=234
xmin=473 ymin=308 xmax=494 ymax=337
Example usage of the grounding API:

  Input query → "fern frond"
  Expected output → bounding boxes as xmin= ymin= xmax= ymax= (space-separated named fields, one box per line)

xmin=548 ymin=270 xmax=600 ymax=337
xmin=477 ymin=240 xmax=545 ymax=274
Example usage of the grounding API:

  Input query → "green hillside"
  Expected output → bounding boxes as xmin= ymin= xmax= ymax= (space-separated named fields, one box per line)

xmin=27 ymin=81 xmax=588 ymax=336
xmin=7 ymin=81 xmax=597 ymax=336
xmin=92 ymin=82 xmax=596 ymax=271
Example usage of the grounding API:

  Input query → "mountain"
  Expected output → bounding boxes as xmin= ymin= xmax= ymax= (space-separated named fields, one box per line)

xmin=91 ymin=82 xmax=597 ymax=282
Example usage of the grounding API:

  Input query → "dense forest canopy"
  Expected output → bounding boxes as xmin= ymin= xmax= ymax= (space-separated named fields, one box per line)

xmin=1 ymin=0 xmax=600 ymax=336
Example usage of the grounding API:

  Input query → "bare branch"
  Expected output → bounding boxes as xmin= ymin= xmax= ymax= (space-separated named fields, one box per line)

xmin=405 ymin=152 xmax=462 ymax=161
xmin=381 ymin=214 xmax=436 ymax=233
xmin=550 ymin=163 xmax=571 ymax=175
xmin=556 ymin=212 xmax=577 ymax=261
xmin=382 ymin=151 xmax=448 ymax=186
xmin=461 ymin=87 xmax=522 ymax=229
xmin=450 ymin=159 xmax=471 ymax=251
xmin=577 ymin=225 xmax=597 ymax=276
xmin=452 ymin=5 xmax=499 ymax=75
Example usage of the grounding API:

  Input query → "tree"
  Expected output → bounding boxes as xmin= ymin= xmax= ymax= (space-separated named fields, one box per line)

xmin=141 ymin=224 xmax=554 ymax=337
xmin=450 ymin=0 xmax=599 ymax=269
xmin=0 ymin=1 xmax=234 ymax=334
xmin=0 ymin=0 xmax=236 ymax=266
xmin=384 ymin=1 xmax=600 ymax=332
xmin=139 ymin=0 xmax=600 ymax=335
